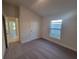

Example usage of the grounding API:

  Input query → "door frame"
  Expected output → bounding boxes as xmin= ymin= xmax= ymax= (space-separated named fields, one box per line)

xmin=5 ymin=17 xmax=19 ymax=43
xmin=3 ymin=16 xmax=20 ymax=48
xmin=2 ymin=15 xmax=8 ymax=48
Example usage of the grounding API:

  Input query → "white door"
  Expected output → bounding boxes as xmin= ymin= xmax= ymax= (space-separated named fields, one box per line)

xmin=20 ymin=19 xmax=40 ymax=43
xmin=30 ymin=20 xmax=39 ymax=40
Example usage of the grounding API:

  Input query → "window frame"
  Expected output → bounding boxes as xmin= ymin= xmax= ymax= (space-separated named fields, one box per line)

xmin=48 ymin=19 xmax=63 ymax=40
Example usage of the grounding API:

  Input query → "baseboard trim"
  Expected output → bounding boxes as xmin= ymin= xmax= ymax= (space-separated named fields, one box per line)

xmin=21 ymin=38 xmax=40 ymax=43
xmin=42 ymin=38 xmax=77 ymax=52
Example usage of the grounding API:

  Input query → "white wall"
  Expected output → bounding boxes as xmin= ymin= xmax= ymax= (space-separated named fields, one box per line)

xmin=3 ymin=3 xmax=19 ymax=17
xmin=19 ymin=6 xmax=42 ymax=43
xmin=2 ymin=28 xmax=6 ymax=58
xmin=41 ymin=10 xmax=77 ymax=51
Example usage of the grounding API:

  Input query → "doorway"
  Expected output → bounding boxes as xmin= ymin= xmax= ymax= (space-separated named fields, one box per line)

xmin=5 ymin=16 xmax=20 ymax=47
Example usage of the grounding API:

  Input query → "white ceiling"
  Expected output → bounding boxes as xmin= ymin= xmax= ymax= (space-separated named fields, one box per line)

xmin=3 ymin=0 xmax=77 ymax=18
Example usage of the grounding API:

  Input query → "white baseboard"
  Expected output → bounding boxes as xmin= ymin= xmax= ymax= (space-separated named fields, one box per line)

xmin=44 ymin=38 xmax=77 ymax=52
xmin=21 ymin=38 xmax=39 ymax=44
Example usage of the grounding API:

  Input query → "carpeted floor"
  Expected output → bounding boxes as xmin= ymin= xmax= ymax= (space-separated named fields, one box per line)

xmin=4 ymin=39 xmax=77 ymax=59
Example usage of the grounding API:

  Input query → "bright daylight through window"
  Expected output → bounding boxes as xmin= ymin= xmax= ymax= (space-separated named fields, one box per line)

xmin=49 ymin=19 xmax=62 ymax=39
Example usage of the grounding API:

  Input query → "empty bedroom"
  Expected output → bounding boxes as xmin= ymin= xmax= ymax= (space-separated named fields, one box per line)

xmin=2 ymin=0 xmax=77 ymax=59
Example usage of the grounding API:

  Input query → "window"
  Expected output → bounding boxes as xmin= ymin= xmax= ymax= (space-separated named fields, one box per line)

xmin=49 ymin=20 xmax=62 ymax=39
